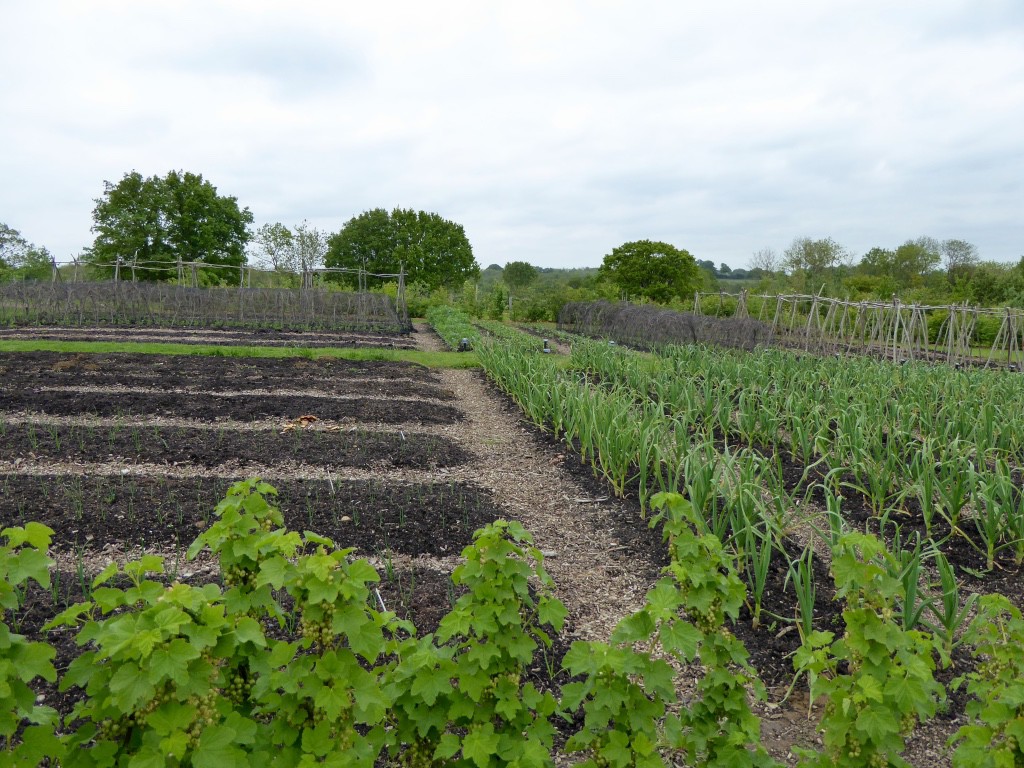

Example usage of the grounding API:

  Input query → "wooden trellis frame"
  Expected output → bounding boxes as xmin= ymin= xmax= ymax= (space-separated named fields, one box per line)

xmin=693 ymin=291 xmax=1024 ymax=370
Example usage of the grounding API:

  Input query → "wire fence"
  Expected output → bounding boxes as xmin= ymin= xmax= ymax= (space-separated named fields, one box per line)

xmin=559 ymin=301 xmax=773 ymax=352
xmin=0 ymin=280 xmax=408 ymax=333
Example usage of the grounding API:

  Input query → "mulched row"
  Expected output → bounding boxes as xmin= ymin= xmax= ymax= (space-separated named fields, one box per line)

xmin=0 ymin=389 xmax=462 ymax=425
xmin=0 ymin=422 xmax=470 ymax=470
xmin=0 ymin=474 xmax=499 ymax=557
xmin=0 ymin=327 xmax=416 ymax=349
xmin=0 ymin=351 xmax=444 ymax=390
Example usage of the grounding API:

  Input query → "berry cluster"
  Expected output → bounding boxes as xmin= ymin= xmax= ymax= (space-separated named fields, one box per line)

xmin=299 ymin=600 xmax=337 ymax=647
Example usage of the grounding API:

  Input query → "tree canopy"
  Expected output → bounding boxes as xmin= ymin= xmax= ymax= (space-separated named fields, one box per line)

xmin=783 ymin=237 xmax=851 ymax=292
xmin=0 ymin=222 xmax=53 ymax=282
xmin=598 ymin=240 xmax=701 ymax=304
xmin=858 ymin=239 xmax=940 ymax=292
xmin=252 ymin=221 xmax=326 ymax=274
xmin=325 ymin=208 xmax=478 ymax=290
xmin=502 ymin=260 xmax=538 ymax=290
xmin=87 ymin=170 xmax=253 ymax=282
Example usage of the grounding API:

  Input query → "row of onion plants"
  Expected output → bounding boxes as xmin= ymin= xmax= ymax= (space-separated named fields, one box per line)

xmin=569 ymin=337 xmax=1024 ymax=572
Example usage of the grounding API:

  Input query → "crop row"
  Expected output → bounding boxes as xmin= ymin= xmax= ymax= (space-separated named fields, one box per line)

xmin=569 ymin=338 xmax=1024 ymax=571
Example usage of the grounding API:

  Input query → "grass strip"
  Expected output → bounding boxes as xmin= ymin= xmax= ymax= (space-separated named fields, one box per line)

xmin=0 ymin=339 xmax=479 ymax=369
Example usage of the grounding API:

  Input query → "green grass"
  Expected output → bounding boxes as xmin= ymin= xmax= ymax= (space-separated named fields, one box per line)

xmin=0 ymin=339 xmax=480 ymax=369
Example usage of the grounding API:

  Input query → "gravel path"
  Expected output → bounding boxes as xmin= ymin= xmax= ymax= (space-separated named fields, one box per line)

xmin=413 ymin=322 xmax=658 ymax=640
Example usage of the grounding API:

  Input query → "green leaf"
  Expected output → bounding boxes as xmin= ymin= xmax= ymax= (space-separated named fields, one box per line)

xmin=300 ymin=721 xmax=335 ymax=758
xmin=660 ymin=618 xmax=701 ymax=660
xmin=92 ymin=562 xmax=120 ymax=589
xmin=435 ymin=733 xmax=461 ymax=761
xmin=347 ymin=559 xmax=381 ymax=585
xmin=411 ymin=667 xmax=452 ymax=706
xmin=12 ymin=640 xmax=56 ymax=683
xmin=233 ymin=616 xmax=266 ymax=647
xmin=334 ymin=605 xmax=383 ymax=662
xmin=127 ymin=747 xmax=169 ymax=768
xmin=267 ymin=640 xmax=298 ymax=667
xmin=646 ymin=578 xmax=684 ymax=618
xmin=351 ymin=669 xmax=389 ymax=724
xmin=109 ymin=661 xmax=156 ymax=710
xmin=193 ymin=723 xmax=250 ymax=768
xmin=314 ymin=685 xmax=347 ymax=720
xmin=255 ymin=555 xmax=290 ymax=589
xmin=611 ymin=610 xmax=656 ymax=645
xmin=6 ymin=547 xmax=52 ymax=589
xmin=149 ymin=638 xmax=199 ymax=683
xmin=599 ymin=729 xmax=634 ymax=768
xmin=145 ymin=701 xmax=195 ymax=736
xmin=462 ymin=722 xmax=499 ymax=768
xmin=856 ymin=705 xmax=899 ymax=742
xmin=538 ymin=596 xmax=568 ymax=631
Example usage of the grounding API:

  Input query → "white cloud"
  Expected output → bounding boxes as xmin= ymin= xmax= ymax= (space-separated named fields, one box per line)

xmin=1 ymin=0 xmax=1021 ymax=268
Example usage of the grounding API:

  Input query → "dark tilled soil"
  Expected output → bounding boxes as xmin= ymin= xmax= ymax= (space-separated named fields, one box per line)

xmin=0 ymin=474 xmax=499 ymax=557
xmin=0 ymin=327 xmax=416 ymax=349
xmin=0 ymin=351 xmax=445 ymax=391
xmin=0 ymin=389 xmax=461 ymax=425
xmin=0 ymin=422 xmax=470 ymax=470
xmin=734 ymin=536 xmax=844 ymax=688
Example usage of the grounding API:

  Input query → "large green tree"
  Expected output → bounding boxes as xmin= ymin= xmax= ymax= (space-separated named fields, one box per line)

xmin=598 ymin=240 xmax=700 ymax=304
xmin=783 ymin=236 xmax=850 ymax=292
xmin=87 ymin=170 xmax=253 ymax=282
xmin=325 ymin=208 xmax=478 ymax=290
xmin=502 ymin=260 xmax=538 ymax=290
xmin=858 ymin=239 xmax=940 ymax=291
xmin=941 ymin=238 xmax=980 ymax=281
xmin=251 ymin=222 xmax=295 ymax=273
xmin=0 ymin=222 xmax=53 ymax=282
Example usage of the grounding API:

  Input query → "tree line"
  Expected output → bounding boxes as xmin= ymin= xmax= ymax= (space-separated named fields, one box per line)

xmin=747 ymin=236 xmax=1024 ymax=308
xmin=3 ymin=170 xmax=480 ymax=292
xmin=5 ymin=168 xmax=1021 ymax=320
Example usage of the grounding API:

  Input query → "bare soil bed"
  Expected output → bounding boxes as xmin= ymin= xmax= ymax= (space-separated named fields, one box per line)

xmin=0 ymin=350 xmax=452 ymax=393
xmin=0 ymin=421 xmax=469 ymax=469
xmin=0 ymin=473 xmax=497 ymax=556
xmin=0 ymin=325 xmax=417 ymax=349
xmin=1 ymin=387 xmax=461 ymax=424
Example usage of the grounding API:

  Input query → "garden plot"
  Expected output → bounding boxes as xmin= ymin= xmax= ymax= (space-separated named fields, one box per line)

xmin=0 ymin=351 xmax=460 ymax=423
xmin=0 ymin=346 xmax=506 ymax=718
xmin=4 ymin=325 xmax=710 ymax=765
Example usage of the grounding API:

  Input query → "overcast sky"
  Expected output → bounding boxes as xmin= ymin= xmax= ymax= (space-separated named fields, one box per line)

xmin=2 ymin=1 xmax=1022 ymax=270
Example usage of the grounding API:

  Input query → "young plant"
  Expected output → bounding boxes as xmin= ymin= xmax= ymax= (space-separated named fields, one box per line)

xmin=49 ymin=554 xmax=259 ymax=768
xmin=793 ymin=532 xmax=944 ymax=768
xmin=652 ymin=493 xmax=778 ymax=768
xmin=740 ymin=521 xmax=775 ymax=631
xmin=884 ymin=525 xmax=934 ymax=634
xmin=1 ymin=523 xmax=63 ymax=765
xmin=385 ymin=519 xmax=567 ymax=768
xmin=949 ymin=594 xmax=1024 ymax=767
xmin=187 ymin=477 xmax=301 ymax=619
xmin=784 ymin=545 xmax=817 ymax=644
xmin=927 ymin=551 xmax=977 ymax=668
xmin=252 ymin=530 xmax=399 ymax=766
xmin=563 ymin=493 xmax=777 ymax=768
